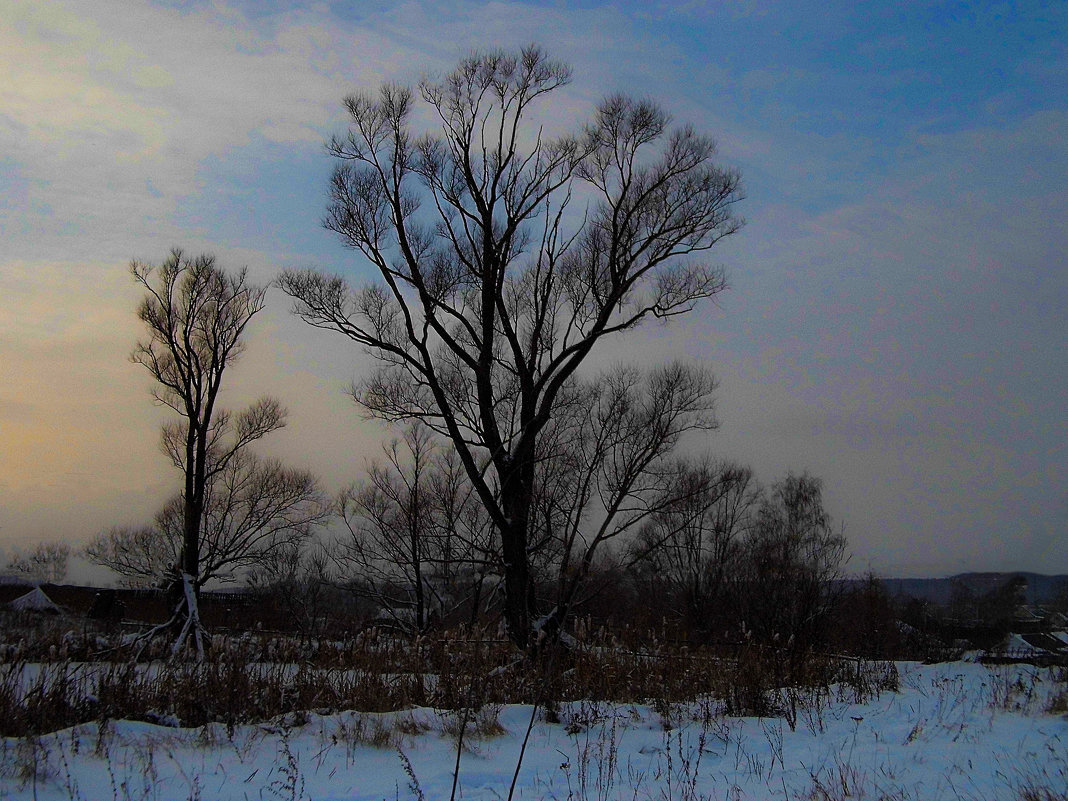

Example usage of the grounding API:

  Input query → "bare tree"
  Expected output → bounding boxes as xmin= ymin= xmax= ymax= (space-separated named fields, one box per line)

xmin=246 ymin=541 xmax=336 ymax=645
xmin=5 ymin=541 xmax=71 ymax=584
xmin=334 ymin=424 xmax=494 ymax=632
xmin=131 ymin=249 xmax=282 ymax=655
xmin=735 ymin=472 xmax=847 ymax=725
xmin=530 ymin=364 xmax=718 ymax=637
xmin=628 ymin=460 xmax=759 ymax=637
xmin=427 ymin=446 xmax=498 ymax=625
xmin=279 ymin=46 xmax=743 ymax=647
xmin=86 ymin=451 xmax=330 ymax=591
xmin=738 ymin=474 xmax=847 ymax=647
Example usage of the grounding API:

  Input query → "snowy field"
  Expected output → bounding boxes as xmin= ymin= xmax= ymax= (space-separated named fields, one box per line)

xmin=1 ymin=661 xmax=1065 ymax=801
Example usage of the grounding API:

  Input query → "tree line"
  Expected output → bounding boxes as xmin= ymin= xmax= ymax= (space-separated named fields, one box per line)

xmin=16 ymin=46 xmax=853 ymax=659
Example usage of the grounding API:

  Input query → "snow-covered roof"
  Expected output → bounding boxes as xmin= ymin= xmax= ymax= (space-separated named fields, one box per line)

xmin=7 ymin=586 xmax=62 ymax=613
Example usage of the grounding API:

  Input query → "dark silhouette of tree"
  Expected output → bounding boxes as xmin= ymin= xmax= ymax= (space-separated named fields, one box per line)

xmin=628 ymin=460 xmax=759 ymax=637
xmin=734 ymin=473 xmax=847 ymax=727
xmin=333 ymin=424 xmax=494 ymax=632
xmin=827 ymin=572 xmax=903 ymax=659
xmin=86 ymin=450 xmax=329 ymax=591
xmin=279 ymin=46 xmax=743 ymax=647
xmin=5 ymin=541 xmax=71 ymax=583
xmin=246 ymin=542 xmax=336 ymax=645
xmin=131 ymin=249 xmax=289 ymax=656
xmin=738 ymin=473 xmax=846 ymax=651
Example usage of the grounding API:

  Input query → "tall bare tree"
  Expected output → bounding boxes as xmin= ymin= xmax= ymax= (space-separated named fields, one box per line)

xmin=132 ymin=249 xmax=279 ymax=655
xmin=279 ymin=46 xmax=743 ymax=647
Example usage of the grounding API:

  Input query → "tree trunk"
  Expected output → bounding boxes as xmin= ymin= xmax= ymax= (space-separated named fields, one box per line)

xmin=182 ymin=496 xmax=200 ymax=590
xmin=500 ymin=462 xmax=535 ymax=648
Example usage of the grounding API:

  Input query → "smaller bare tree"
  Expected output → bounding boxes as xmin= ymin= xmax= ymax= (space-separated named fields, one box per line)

xmin=127 ymin=249 xmax=321 ymax=656
xmin=737 ymin=473 xmax=847 ymax=648
xmin=734 ymin=473 xmax=847 ymax=727
xmin=334 ymin=424 xmax=495 ymax=632
xmin=530 ymin=363 xmax=718 ymax=640
xmin=133 ymin=250 xmax=266 ymax=654
xmin=246 ymin=542 xmax=336 ymax=645
xmin=425 ymin=446 xmax=498 ymax=626
xmin=5 ymin=541 xmax=71 ymax=584
xmin=628 ymin=460 xmax=759 ymax=637
xmin=335 ymin=424 xmax=439 ymax=632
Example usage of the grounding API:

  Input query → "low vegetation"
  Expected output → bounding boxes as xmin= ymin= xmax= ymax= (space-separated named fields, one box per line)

xmin=0 ymin=612 xmax=900 ymax=739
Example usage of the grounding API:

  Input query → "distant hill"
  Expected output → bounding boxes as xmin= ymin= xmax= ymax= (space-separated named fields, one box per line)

xmin=882 ymin=573 xmax=1068 ymax=606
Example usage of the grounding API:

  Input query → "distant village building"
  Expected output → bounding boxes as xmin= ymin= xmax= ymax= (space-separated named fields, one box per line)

xmin=6 ymin=585 xmax=62 ymax=614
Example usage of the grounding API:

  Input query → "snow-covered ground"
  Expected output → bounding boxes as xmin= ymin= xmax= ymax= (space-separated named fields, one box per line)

xmin=1 ymin=661 xmax=1065 ymax=800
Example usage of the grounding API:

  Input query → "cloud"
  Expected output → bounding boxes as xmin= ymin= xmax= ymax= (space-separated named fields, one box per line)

xmin=693 ymin=107 xmax=1068 ymax=574
xmin=1 ymin=0 xmax=644 ymax=553
xmin=0 ymin=1 xmax=416 ymax=260
xmin=0 ymin=0 xmax=657 ymax=266
xmin=2 ymin=0 xmax=1065 ymax=576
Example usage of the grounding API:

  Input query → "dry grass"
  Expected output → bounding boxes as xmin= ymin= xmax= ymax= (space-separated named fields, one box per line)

xmin=0 ymin=615 xmax=904 ymax=738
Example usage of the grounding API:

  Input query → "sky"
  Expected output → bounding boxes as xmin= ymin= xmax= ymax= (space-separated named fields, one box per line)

xmin=1 ymin=0 xmax=1065 ymax=580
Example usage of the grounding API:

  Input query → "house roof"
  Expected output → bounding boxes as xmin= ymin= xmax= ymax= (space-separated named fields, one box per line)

xmin=7 ymin=586 xmax=62 ymax=613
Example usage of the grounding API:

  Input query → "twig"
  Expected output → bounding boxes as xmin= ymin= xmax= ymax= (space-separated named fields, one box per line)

xmin=507 ymin=700 xmax=540 ymax=801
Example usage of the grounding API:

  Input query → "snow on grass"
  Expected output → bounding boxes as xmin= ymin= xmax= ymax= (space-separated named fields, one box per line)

xmin=1 ymin=662 xmax=1065 ymax=801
